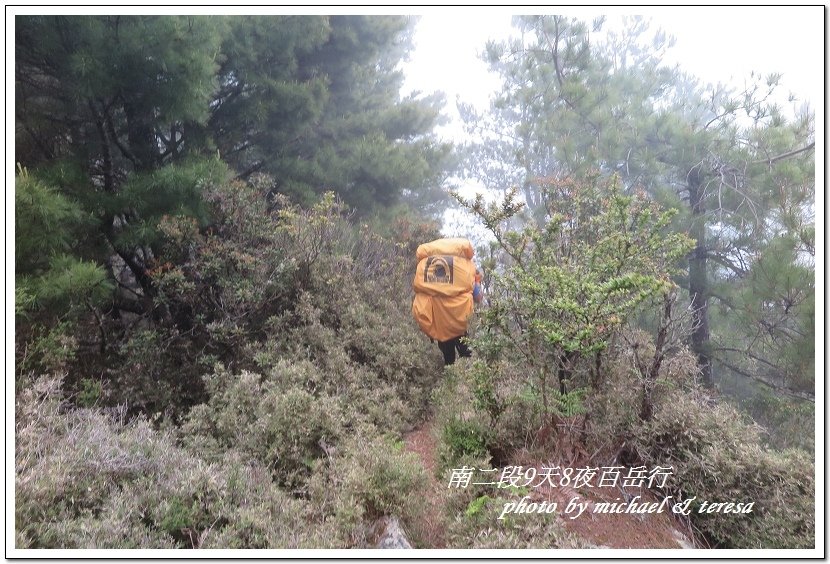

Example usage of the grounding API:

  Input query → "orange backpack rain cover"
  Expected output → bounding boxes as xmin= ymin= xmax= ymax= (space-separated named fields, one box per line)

xmin=412 ymin=238 xmax=475 ymax=342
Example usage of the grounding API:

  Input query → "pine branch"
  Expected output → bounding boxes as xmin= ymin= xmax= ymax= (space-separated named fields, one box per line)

xmin=751 ymin=142 xmax=815 ymax=167
xmin=235 ymin=160 xmax=264 ymax=181
xmin=714 ymin=356 xmax=814 ymax=402
xmin=706 ymin=252 xmax=747 ymax=276
xmin=105 ymin=99 xmax=140 ymax=168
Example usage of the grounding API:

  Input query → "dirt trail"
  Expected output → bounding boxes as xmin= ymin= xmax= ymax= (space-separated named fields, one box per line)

xmin=402 ymin=419 xmax=449 ymax=548
xmin=403 ymin=419 xmax=697 ymax=550
xmin=528 ymin=477 xmax=698 ymax=549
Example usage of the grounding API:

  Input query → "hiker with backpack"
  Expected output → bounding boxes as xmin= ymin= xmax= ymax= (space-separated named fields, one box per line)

xmin=411 ymin=238 xmax=483 ymax=366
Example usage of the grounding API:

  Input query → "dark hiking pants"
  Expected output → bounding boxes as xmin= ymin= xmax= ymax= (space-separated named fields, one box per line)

xmin=437 ymin=334 xmax=471 ymax=366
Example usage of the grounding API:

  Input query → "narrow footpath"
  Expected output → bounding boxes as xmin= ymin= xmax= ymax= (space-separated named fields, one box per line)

xmin=403 ymin=419 xmax=698 ymax=549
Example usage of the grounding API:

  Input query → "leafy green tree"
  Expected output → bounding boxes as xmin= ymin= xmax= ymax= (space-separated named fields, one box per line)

xmin=16 ymin=15 xmax=229 ymax=315
xmin=464 ymin=15 xmax=815 ymax=396
xmin=200 ymin=16 xmax=330 ymax=179
xmin=703 ymin=105 xmax=815 ymax=396
xmin=16 ymin=15 xmax=225 ymax=172
xmin=455 ymin=174 xmax=693 ymax=421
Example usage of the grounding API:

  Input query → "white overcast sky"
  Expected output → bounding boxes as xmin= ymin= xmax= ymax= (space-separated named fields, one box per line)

xmin=396 ymin=6 xmax=824 ymax=242
xmin=401 ymin=6 xmax=824 ymax=142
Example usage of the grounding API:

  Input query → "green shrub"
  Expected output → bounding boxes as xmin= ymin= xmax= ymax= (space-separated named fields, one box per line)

xmin=455 ymin=176 xmax=694 ymax=422
xmin=489 ymin=388 xmax=545 ymax=456
xmin=433 ymin=360 xmax=551 ymax=465
xmin=444 ymin=490 xmax=584 ymax=549
xmin=633 ymin=389 xmax=814 ymax=548
xmin=440 ymin=418 xmax=490 ymax=469
xmin=181 ymin=367 xmax=346 ymax=490
xmin=14 ymin=176 xmax=457 ymax=548
xmin=261 ymin=272 xmax=442 ymax=422
xmin=439 ymin=454 xmax=498 ymax=517
xmin=307 ymin=435 xmax=428 ymax=547
xmin=75 ymin=378 xmax=103 ymax=407
xmin=249 ymin=281 xmax=438 ymax=432
xmin=17 ymin=321 xmax=78 ymax=375
xmin=15 ymin=375 xmax=334 ymax=549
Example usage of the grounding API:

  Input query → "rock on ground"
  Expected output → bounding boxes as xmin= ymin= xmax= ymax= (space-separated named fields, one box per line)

xmin=373 ymin=516 xmax=412 ymax=549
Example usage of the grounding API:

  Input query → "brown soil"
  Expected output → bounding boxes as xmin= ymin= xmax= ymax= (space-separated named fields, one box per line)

xmin=526 ymin=474 xmax=697 ymax=549
xmin=402 ymin=420 xmax=449 ymax=548
xmin=403 ymin=419 xmax=698 ymax=550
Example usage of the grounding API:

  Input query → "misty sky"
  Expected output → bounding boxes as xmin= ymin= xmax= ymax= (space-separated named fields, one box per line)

xmin=402 ymin=7 xmax=823 ymax=142
xmin=398 ymin=7 xmax=823 ymax=241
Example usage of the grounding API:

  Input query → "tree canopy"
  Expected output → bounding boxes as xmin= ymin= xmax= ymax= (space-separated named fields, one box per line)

xmin=461 ymin=15 xmax=815 ymax=398
xmin=16 ymin=14 xmax=453 ymax=323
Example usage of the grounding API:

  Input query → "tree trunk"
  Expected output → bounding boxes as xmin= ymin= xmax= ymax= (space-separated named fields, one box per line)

xmin=640 ymin=291 xmax=675 ymax=421
xmin=123 ymin=100 xmax=158 ymax=172
xmin=688 ymin=168 xmax=713 ymax=388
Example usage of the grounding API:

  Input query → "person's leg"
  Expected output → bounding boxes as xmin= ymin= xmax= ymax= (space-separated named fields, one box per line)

xmin=455 ymin=333 xmax=472 ymax=359
xmin=437 ymin=339 xmax=457 ymax=365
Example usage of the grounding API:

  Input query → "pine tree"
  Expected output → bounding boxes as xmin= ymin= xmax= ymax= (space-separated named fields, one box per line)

xmin=16 ymin=15 xmax=454 ymax=324
xmin=465 ymin=15 xmax=815 ymax=395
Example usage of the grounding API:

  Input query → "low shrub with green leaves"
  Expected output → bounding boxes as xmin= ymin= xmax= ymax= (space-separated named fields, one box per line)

xmin=307 ymin=435 xmax=428 ymax=547
xmin=15 ymin=376 xmax=330 ymax=549
xmin=181 ymin=365 xmax=347 ymax=490
xmin=632 ymin=389 xmax=814 ymax=548
xmin=444 ymin=488 xmax=584 ymax=549
xmin=16 ymin=374 xmax=435 ymax=550
xmin=433 ymin=359 xmax=590 ymax=469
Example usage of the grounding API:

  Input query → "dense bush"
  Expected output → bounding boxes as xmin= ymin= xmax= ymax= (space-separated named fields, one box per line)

xmin=181 ymin=343 xmax=436 ymax=494
xmin=181 ymin=365 xmax=348 ymax=490
xmin=16 ymin=374 xmax=435 ymax=550
xmin=445 ymin=492 xmax=585 ymax=549
xmin=15 ymin=173 xmax=449 ymax=549
xmin=307 ymin=435 xmax=428 ymax=547
xmin=17 ymin=173 xmax=441 ymax=424
xmin=455 ymin=176 xmax=694 ymax=421
xmin=580 ymin=329 xmax=701 ymax=457
xmin=632 ymin=388 xmax=814 ymax=548
xmin=431 ymin=265 xmax=814 ymax=550
xmin=147 ymin=178 xmax=440 ymax=415
xmin=15 ymin=376 xmax=328 ymax=549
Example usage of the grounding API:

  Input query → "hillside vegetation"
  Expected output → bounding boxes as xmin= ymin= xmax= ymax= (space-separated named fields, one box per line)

xmin=14 ymin=14 xmax=815 ymax=551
